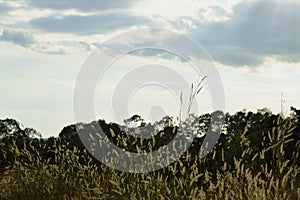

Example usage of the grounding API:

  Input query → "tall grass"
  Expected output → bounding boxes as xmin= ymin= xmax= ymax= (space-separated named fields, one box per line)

xmin=0 ymin=115 xmax=299 ymax=199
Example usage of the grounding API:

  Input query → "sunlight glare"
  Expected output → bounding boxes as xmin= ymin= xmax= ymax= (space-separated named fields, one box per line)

xmin=133 ymin=0 xmax=200 ymax=19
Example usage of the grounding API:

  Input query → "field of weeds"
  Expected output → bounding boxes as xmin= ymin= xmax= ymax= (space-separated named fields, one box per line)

xmin=0 ymin=108 xmax=299 ymax=199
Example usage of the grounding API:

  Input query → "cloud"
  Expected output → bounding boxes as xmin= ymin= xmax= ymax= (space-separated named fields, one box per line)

xmin=128 ymin=49 xmax=188 ymax=62
xmin=209 ymin=5 xmax=228 ymax=17
xmin=32 ymin=40 xmax=94 ymax=55
xmin=0 ymin=2 xmax=12 ymax=14
xmin=29 ymin=0 xmax=137 ymax=11
xmin=186 ymin=0 xmax=300 ymax=66
xmin=0 ymin=29 xmax=35 ymax=47
xmin=0 ymin=28 xmax=95 ymax=54
xmin=4 ymin=0 xmax=300 ymax=66
xmin=30 ymin=12 xmax=154 ymax=35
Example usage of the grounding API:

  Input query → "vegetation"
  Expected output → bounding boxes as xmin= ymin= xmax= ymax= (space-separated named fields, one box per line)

xmin=0 ymin=107 xmax=299 ymax=199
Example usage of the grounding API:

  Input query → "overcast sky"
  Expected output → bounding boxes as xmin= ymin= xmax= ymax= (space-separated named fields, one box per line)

xmin=1 ymin=0 xmax=299 ymax=137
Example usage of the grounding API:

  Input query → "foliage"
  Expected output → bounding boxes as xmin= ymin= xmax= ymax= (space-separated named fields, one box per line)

xmin=0 ymin=118 xmax=41 ymax=139
xmin=0 ymin=108 xmax=299 ymax=199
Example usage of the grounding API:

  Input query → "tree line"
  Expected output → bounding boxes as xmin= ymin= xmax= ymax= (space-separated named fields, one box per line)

xmin=1 ymin=107 xmax=299 ymax=174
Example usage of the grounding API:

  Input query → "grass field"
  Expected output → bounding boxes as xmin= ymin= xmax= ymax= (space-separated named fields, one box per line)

xmin=0 ymin=111 xmax=299 ymax=199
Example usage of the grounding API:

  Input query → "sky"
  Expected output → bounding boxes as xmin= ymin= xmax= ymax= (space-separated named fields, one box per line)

xmin=0 ymin=0 xmax=300 ymax=137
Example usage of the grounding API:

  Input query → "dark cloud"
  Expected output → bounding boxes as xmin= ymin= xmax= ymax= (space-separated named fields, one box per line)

xmin=30 ymin=12 xmax=154 ymax=35
xmin=0 ymin=29 xmax=35 ymax=47
xmin=187 ymin=0 xmax=300 ymax=66
xmin=29 ymin=0 xmax=137 ymax=11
